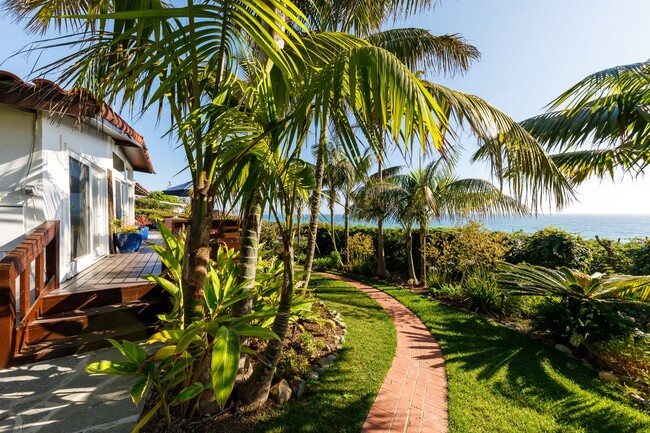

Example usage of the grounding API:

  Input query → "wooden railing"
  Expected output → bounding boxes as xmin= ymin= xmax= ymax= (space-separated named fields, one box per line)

xmin=163 ymin=218 xmax=242 ymax=256
xmin=0 ymin=221 xmax=60 ymax=368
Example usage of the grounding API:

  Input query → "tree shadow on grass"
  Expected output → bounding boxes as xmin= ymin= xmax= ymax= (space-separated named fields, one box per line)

xmin=253 ymin=276 xmax=396 ymax=433
xmin=414 ymin=303 xmax=650 ymax=433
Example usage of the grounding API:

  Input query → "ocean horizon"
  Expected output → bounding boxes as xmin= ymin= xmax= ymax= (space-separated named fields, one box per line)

xmin=286 ymin=214 xmax=650 ymax=241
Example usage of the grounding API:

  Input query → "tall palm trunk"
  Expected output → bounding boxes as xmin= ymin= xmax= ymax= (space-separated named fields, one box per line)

xmin=405 ymin=225 xmax=419 ymax=285
xmin=344 ymin=193 xmax=350 ymax=266
xmin=296 ymin=204 xmax=302 ymax=248
xmin=376 ymin=157 xmax=390 ymax=278
xmin=182 ymin=186 xmax=214 ymax=327
xmin=239 ymin=231 xmax=295 ymax=407
xmin=303 ymin=123 xmax=326 ymax=288
xmin=329 ymin=194 xmax=337 ymax=254
xmin=419 ymin=223 xmax=427 ymax=286
xmin=235 ymin=192 xmax=263 ymax=316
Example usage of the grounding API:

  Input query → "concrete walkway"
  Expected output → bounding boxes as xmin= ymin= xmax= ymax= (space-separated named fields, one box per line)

xmin=0 ymin=347 xmax=140 ymax=433
xmin=322 ymin=274 xmax=448 ymax=433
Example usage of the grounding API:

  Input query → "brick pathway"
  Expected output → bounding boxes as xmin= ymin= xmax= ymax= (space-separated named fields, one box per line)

xmin=322 ymin=274 xmax=448 ymax=433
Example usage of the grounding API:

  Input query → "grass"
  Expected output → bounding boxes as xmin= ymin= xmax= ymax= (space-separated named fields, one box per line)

xmin=254 ymin=274 xmax=397 ymax=433
xmin=351 ymin=275 xmax=650 ymax=433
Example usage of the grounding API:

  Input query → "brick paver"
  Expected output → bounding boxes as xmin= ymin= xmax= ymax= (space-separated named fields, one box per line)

xmin=321 ymin=274 xmax=448 ymax=433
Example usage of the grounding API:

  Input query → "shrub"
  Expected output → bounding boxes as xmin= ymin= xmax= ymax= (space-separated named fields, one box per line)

xmin=348 ymin=233 xmax=375 ymax=273
xmin=312 ymin=257 xmax=330 ymax=271
xmin=329 ymin=251 xmax=343 ymax=270
xmin=507 ymin=226 xmax=592 ymax=271
xmin=133 ymin=208 xmax=175 ymax=223
xmin=532 ymin=298 xmax=641 ymax=346
xmin=592 ymin=337 xmax=650 ymax=394
xmin=425 ymin=221 xmax=509 ymax=282
xmin=629 ymin=238 xmax=650 ymax=275
xmin=260 ymin=221 xmax=282 ymax=257
xmin=462 ymin=272 xmax=502 ymax=315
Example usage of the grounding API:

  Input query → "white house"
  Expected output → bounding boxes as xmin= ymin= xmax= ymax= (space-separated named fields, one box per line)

xmin=0 ymin=71 xmax=155 ymax=280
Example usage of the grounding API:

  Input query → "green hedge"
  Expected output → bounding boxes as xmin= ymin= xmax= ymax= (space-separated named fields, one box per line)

xmin=303 ymin=222 xmax=650 ymax=278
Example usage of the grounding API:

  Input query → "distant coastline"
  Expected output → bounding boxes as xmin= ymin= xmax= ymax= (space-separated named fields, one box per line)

xmin=288 ymin=214 xmax=650 ymax=240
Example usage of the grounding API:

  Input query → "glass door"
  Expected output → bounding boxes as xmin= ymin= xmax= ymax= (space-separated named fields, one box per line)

xmin=69 ymin=156 xmax=91 ymax=272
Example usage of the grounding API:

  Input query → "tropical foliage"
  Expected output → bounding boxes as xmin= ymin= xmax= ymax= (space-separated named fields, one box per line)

xmin=522 ymin=60 xmax=650 ymax=182
xmin=86 ymin=225 xmax=283 ymax=431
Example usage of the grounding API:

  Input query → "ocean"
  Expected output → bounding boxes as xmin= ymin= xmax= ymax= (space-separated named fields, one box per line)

xmin=312 ymin=214 xmax=650 ymax=241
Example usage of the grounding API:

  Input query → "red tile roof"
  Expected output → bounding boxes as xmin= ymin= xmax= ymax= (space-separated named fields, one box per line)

xmin=0 ymin=70 xmax=154 ymax=173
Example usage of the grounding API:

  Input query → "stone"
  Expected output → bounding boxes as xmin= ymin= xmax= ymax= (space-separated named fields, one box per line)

xmin=290 ymin=379 xmax=307 ymax=400
xmin=316 ymin=367 xmax=325 ymax=375
xmin=630 ymin=392 xmax=646 ymax=407
xmin=306 ymin=371 xmax=319 ymax=381
xmin=554 ymin=344 xmax=573 ymax=357
xmin=339 ymin=336 xmax=346 ymax=345
xmin=599 ymin=371 xmax=618 ymax=383
xmin=326 ymin=354 xmax=337 ymax=362
xmin=269 ymin=379 xmax=292 ymax=405
xmin=317 ymin=357 xmax=334 ymax=368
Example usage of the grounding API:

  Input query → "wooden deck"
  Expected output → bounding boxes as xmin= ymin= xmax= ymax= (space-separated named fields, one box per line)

xmin=57 ymin=231 xmax=162 ymax=294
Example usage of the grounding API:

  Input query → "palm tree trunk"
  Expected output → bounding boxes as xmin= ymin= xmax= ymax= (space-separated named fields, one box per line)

xmin=302 ymin=122 xmax=326 ymax=288
xmin=419 ymin=223 xmax=427 ymax=286
xmin=235 ymin=192 xmax=263 ymax=316
xmin=238 ymin=232 xmax=295 ymax=408
xmin=406 ymin=226 xmax=419 ymax=285
xmin=329 ymin=196 xmax=337 ymax=253
xmin=344 ymin=194 xmax=350 ymax=266
xmin=182 ymin=188 xmax=214 ymax=327
xmin=296 ymin=204 xmax=302 ymax=248
xmin=376 ymin=157 xmax=390 ymax=279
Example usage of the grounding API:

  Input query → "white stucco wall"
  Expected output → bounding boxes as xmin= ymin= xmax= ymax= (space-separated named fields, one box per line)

xmin=0 ymin=107 xmax=137 ymax=280
xmin=0 ymin=104 xmax=40 ymax=257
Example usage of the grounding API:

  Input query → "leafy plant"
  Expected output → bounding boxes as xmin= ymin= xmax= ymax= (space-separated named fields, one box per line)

xmin=135 ymin=214 xmax=150 ymax=227
xmin=111 ymin=218 xmax=138 ymax=234
xmin=425 ymin=222 xmax=509 ymax=282
xmin=497 ymin=262 xmax=650 ymax=345
xmin=86 ymin=224 xmax=279 ymax=431
xmin=507 ymin=226 xmax=592 ymax=271
xmin=328 ymin=251 xmax=343 ymax=270
xmin=462 ymin=272 xmax=503 ymax=315
xmin=592 ymin=337 xmax=650 ymax=394
xmin=348 ymin=232 xmax=375 ymax=272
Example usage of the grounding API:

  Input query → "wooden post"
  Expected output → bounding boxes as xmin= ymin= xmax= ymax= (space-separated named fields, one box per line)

xmin=0 ymin=265 xmax=16 ymax=369
xmin=19 ymin=270 xmax=30 ymax=321
xmin=35 ymin=252 xmax=44 ymax=298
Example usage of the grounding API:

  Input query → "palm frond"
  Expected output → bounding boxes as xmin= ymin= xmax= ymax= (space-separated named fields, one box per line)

xmin=368 ymin=29 xmax=479 ymax=76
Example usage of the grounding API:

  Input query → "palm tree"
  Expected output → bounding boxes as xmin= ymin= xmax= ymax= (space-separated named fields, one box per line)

xmin=301 ymin=3 xmax=484 ymax=285
xmin=520 ymin=61 xmax=650 ymax=183
xmin=497 ymin=262 xmax=650 ymax=302
xmin=391 ymin=160 xmax=528 ymax=285
xmin=338 ymin=149 xmax=375 ymax=265
xmin=5 ymin=0 xmax=310 ymax=328
xmin=352 ymin=164 xmax=402 ymax=275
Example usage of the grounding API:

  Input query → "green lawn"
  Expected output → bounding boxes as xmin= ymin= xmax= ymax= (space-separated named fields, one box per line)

xmin=352 ymin=276 xmax=650 ymax=433
xmin=254 ymin=274 xmax=396 ymax=433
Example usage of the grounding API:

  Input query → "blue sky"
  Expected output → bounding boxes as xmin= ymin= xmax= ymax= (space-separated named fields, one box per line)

xmin=1 ymin=1 xmax=649 ymax=214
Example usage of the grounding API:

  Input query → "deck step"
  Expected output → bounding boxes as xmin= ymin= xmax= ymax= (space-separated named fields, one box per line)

xmin=13 ymin=323 xmax=159 ymax=366
xmin=42 ymin=282 xmax=161 ymax=315
xmin=25 ymin=298 xmax=164 ymax=345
